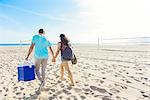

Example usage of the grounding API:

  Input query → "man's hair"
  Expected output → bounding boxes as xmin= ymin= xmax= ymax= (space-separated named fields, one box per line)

xmin=39 ymin=29 xmax=44 ymax=33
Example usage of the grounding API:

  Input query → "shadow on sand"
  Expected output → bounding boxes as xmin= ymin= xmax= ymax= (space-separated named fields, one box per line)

xmin=23 ymin=79 xmax=73 ymax=100
xmin=23 ymin=85 xmax=41 ymax=100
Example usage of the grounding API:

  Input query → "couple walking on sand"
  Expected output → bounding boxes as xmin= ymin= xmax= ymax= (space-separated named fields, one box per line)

xmin=25 ymin=29 xmax=75 ymax=86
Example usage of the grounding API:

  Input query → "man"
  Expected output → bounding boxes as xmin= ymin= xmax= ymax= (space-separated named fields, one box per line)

xmin=25 ymin=29 xmax=54 ymax=86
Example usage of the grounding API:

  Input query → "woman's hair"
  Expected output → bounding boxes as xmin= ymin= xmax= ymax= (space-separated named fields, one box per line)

xmin=60 ymin=34 xmax=69 ymax=45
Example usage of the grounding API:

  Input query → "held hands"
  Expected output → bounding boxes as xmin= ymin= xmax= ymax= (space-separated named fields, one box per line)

xmin=25 ymin=56 xmax=29 ymax=61
xmin=52 ymin=57 xmax=56 ymax=62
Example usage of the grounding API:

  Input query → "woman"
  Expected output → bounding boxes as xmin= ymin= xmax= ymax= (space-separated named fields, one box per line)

xmin=53 ymin=34 xmax=74 ymax=86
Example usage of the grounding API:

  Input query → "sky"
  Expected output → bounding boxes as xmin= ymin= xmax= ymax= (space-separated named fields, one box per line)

xmin=0 ymin=0 xmax=150 ymax=44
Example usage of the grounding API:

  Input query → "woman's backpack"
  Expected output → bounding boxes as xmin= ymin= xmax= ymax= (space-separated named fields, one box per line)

xmin=61 ymin=43 xmax=73 ymax=60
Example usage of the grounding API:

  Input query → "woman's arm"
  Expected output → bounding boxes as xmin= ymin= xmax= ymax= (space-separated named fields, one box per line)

xmin=54 ymin=43 xmax=61 ymax=59
xmin=25 ymin=43 xmax=35 ymax=60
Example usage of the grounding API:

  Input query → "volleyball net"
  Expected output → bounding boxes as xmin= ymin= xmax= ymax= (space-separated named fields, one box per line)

xmin=100 ymin=37 xmax=150 ymax=45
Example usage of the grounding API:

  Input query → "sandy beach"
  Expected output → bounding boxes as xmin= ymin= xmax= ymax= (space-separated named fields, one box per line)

xmin=0 ymin=44 xmax=150 ymax=100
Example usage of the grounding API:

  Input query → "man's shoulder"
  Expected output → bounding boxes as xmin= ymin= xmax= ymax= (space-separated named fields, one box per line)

xmin=33 ymin=35 xmax=39 ymax=38
xmin=33 ymin=34 xmax=39 ymax=37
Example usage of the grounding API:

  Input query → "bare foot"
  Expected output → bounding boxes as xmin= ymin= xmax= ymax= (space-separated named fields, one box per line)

xmin=70 ymin=83 xmax=75 ymax=86
xmin=61 ymin=77 xmax=64 ymax=81
xmin=67 ymin=77 xmax=71 ymax=81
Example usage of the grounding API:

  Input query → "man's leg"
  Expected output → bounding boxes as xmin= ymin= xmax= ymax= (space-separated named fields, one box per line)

xmin=35 ymin=59 xmax=42 ymax=82
xmin=41 ymin=59 xmax=48 ymax=84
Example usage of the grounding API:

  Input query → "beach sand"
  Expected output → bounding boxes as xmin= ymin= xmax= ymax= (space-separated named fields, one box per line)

xmin=0 ymin=44 xmax=150 ymax=100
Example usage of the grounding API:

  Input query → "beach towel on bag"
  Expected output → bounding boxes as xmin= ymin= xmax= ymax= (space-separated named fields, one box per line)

xmin=71 ymin=54 xmax=77 ymax=65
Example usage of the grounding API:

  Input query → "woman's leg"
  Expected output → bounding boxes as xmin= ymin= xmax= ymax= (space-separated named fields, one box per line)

xmin=64 ymin=61 xmax=74 ymax=86
xmin=60 ymin=63 xmax=64 ymax=80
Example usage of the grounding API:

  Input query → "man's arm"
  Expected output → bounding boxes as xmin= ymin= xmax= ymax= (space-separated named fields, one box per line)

xmin=49 ymin=46 xmax=54 ymax=58
xmin=25 ymin=43 xmax=35 ymax=60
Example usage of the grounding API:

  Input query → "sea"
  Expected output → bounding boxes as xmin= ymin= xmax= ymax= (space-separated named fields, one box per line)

xmin=0 ymin=43 xmax=57 ymax=46
xmin=0 ymin=44 xmax=30 ymax=46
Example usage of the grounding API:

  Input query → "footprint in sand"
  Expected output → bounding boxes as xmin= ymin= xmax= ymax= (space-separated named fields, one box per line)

xmin=108 ymin=92 xmax=113 ymax=96
xmin=13 ymin=87 xmax=18 ymax=92
xmin=4 ymin=88 xmax=9 ymax=92
xmin=4 ymin=94 xmax=7 ymax=96
xmin=16 ymin=92 xmax=21 ymax=95
xmin=94 ymin=95 xmax=101 ymax=97
xmin=50 ymin=89 xmax=56 ymax=92
xmin=94 ymin=65 xmax=98 ymax=67
xmin=140 ymin=91 xmax=150 ymax=98
xmin=110 ymin=88 xmax=120 ymax=94
xmin=91 ymin=92 xmax=95 ymax=95
xmin=66 ymin=86 xmax=72 ymax=90
xmin=66 ymin=97 xmax=71 ymax=100
xmin=140 ymin=91 xmax=145 ymax=94
xmin=35 ymin=90 xmax=41 ymax=95
xmin=49 ymin=92 xmax=52 ymax=95
xmin=84 ymin=84 xmax=89 ymax=87
xmin=126 ymin=80 xmax=131 ymax=84
xmin=70 ymin=95 xmax=78 ymax=100
xmin=62 ymin=89 xmax=71 ymax=95
xmin=74 ymin=88 xmax=82 ymax=93
xmin=90 ymin=86 xmax=107 ymax=93
xmin=102 ymin=96 xmax=112 ymax=100
xmin=57 ymin=80 xmax=61 ymax=83
xmin=10 ymin=78 xmax=13 ymax=80
xmin=100 ymin=80 xmax=104 ymax=84
xmin=0 ymin=82 xmax=4 ymax=84
xmin=102 ymin=72 xmax=106 ymax=74
xmin=23 ymin=93 xmax=25 ymax=96
xmin=58 ymin=96 xmax=63 ymax=99
xmin=102 ymin=77 xmax=106 ymax=80
xmin=83 ymin=88 xmax=90 ymax=92
xmin=55 ymin=75 xmax=59 ymax=78
xmin=142 ymin=94 xmax=149 ymax=98
xmin=13 ymin=96 xmax=16 ymax=99
xmin=3 ymin=87 xmax=5 ymax=90
xmin=20 ymin=87 xmax=24 ymax=90
xmin=80 ymin=95 xmax=86 ymax=100
xmin=60 ymin=84 xmax=65 ymax=88
xmin=49 ymin=96 xmax=55 ymax=100
xmin=56 ymin=91 xmax=62 ymax=95
xmin=13 ymin=74 xmax=16 ymax=77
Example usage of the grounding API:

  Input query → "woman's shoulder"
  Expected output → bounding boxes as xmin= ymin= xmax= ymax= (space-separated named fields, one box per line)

xmin=58 ymin=42 xmax=61 ymax=44
xmin=58 ymin=42 xmax=62 ymax=46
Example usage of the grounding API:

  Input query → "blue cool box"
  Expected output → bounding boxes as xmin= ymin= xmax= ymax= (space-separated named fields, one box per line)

xmin=18 ymin=64 xmax=35 ymax=81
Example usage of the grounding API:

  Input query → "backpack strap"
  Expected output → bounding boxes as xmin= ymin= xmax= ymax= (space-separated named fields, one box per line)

xmin=60 ymin=42 xmax=68 ymax=52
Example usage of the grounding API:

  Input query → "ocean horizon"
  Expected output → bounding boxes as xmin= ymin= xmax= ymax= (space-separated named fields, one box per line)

xmin=0 ymin=43 xmax=58 ymax=46
xmin=0 ymin=43 xmax=30 ymax=46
